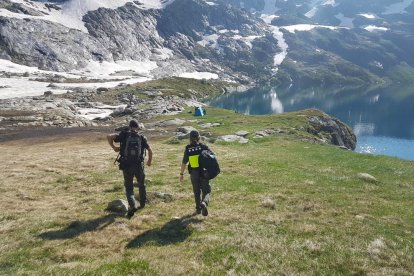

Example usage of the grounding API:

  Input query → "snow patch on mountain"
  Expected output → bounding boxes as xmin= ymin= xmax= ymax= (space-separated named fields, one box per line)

xmin=364 ymin=25 xmax=388 ymax=32
xmin=0 ymin=59 xmax=81 ymax=79
xmin=282 ymin=24 xmax=340 ymax=33
xmin=260 ymin=14 xmax=279 ymax=24
xmin=358 ymin=13 xmax=376 ymax=19
xmin=197 ymin=34 xmax=220 ymax=48
xmin=270 ymin=27 xmax=288 ymax=73
xmin=0 ymin=78 xmax=68 ymax=99
xmin=0 ymin=58 xmax=154 ymax=98
xmin=3 ymin=0 xmax=174 ymax=32
xmin=260 ymin=15 xmax=288 ymax=74
xmin=233 ymin=35 xmax=261 ymax=49
xmin=77 ymin=60 xmax=158 ymax=78
xmin=178 ymin=72 xmax=218 ymax=79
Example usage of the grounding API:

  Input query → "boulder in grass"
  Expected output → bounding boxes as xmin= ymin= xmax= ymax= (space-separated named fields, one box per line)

xmin=357 ymin=173 xmax=378 ymax=183
xmin=106 ymin=199 xmax=128 ymax=213
xmin=218 ymin=135 xmax=248 ymax=143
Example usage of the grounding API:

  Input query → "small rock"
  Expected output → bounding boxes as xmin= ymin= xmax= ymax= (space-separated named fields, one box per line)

xmin=199 ymin=123 xmax=212 ymax=128
xmin=261 ymin=198 xmax=275 ymax=209
xmin=355 ymin=215 xmax=364 ymax=220
xmin=97 ymin=87 xmax=109 ymax=92
xmin=177 ymin=126 xmax=197 ymax=134
xmin=160 ymin=118 xmax=186 ymax=126
xmin=154 ymin=192 xmax=173 ymax=202
xmin=368 ymin=238 xmax=386 ymax=255
xmin=235 ymin=131 xmax=249 ymax=137
xmin=106 ymin=199 xmax=128 ymax=213
xmin=358 ymin=173 xmax=378 ymax=183
xmin=44 ymin=91 xmax=53 ymax=96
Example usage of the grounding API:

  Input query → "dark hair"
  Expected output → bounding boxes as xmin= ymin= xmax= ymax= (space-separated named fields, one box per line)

xmin=190 ymin=130 xmax=200 ymax=144
xmin=129 ymin=120 xmax=139 ymax=128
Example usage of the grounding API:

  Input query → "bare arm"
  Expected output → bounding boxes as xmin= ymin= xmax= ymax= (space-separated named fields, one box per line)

xmin=107 ymin=133 xmax=120 ymax=152
xmin=146 ymin=145 xmax=153 ymax=166
xmin=179 ymin=163 xmax=186 ymax=183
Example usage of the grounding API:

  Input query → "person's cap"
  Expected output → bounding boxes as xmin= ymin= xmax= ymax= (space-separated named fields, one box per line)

xmin=190 ymin=130 xmax=200 ymax=139
xmin=129 ymin=120 xmax=139 ymax=128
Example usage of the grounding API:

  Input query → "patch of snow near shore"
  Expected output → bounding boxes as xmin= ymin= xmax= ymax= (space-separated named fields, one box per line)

xmin=282 ymin=24 xmax=340 ymax=33
xmin=178 ymin=72 xmax=218 ymax=79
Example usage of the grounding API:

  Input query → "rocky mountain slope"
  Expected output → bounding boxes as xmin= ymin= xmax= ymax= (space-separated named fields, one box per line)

xmin=1 ymin=0 xmax=414 ymax=94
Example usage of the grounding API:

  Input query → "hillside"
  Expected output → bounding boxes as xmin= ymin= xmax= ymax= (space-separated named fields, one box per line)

xmin=0 ymin=108 xmax=413 ymax=275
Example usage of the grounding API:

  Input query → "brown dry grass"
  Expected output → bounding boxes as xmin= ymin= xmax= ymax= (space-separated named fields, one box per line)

xmin=0 ymin=127 xmax=413 ymax=275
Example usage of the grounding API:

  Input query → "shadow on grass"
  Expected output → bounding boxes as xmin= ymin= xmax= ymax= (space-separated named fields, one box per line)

xmin=127 ymin=214 xmax=202 ymax=248
xmin=38 ymin=214 xmax=120 ymax=240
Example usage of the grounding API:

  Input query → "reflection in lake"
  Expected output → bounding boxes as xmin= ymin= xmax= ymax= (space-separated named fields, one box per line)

xmin=208 ymin=85 xmax=414 ymax=160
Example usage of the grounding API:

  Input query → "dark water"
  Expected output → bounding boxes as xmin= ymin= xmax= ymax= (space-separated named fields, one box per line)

xmin=208 ymin=85 xmax=414 ymax=160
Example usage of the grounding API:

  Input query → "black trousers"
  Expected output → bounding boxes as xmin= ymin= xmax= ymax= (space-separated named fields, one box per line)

xmin=122 ymin=162 xmax=146 ymax=209
xmin=190 ymin=169 xmax=211 ymax=211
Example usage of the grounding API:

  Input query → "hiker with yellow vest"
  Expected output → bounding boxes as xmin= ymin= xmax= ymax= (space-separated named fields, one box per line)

xmin=179 ymin=130 xmax=212 ymax=216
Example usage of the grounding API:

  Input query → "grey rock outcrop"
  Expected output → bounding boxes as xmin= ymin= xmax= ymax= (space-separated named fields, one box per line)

xmin=83 ymin=3 xmax=164 ymax=61
xmin=0 ymin=17 xmax=112 ymax=71
xmin=307 ymin=113 xmax=356 ymax=150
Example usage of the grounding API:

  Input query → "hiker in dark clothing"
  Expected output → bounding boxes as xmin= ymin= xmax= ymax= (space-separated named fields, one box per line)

xmin=107 ymin=120 xmax=153 ymax=218
xmin=179 ymin=130 xmax=211 ymax=216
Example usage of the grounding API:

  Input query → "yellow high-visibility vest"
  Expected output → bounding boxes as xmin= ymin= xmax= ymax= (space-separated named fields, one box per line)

xmin=187 ymin=145 xmax=204 ymax=168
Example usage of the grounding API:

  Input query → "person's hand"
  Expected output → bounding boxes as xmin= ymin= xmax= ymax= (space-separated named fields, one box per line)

xmin=146 ymin=160 xmax=152 ymax=167
xmin=112 ymin=146 xmax=120 ymax=152
xmin=179 ymin=174 xmax=184 ymax=183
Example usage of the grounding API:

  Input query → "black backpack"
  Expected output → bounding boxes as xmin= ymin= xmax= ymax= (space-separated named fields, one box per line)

xmin=199 ymin=149 xmax=220 ymax=180
xmin=119 ymin=131 xmax=142 ymax=166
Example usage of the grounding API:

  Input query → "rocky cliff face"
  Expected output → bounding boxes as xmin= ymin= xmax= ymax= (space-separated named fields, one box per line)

xmin=0 ymin=17 xmax=112 ymax=71
xmin=0 ymin=0 xmax=279 ymax=81
xmin=83 ymin=4 xmax=164 ymax=62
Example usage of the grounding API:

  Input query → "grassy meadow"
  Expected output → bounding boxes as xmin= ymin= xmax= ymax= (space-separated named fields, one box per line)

xmin=0 ymin=108 xmax=413 ymax=275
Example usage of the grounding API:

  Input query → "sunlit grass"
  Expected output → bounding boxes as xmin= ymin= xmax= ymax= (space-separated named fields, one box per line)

xmin=0 ymin=110 xmax=413 ymax=275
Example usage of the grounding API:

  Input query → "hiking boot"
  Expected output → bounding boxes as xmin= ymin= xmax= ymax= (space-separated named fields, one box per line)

xmin=126 ymin=207 xmax=138 ymax=219
xmin=194 ymin=208 xmax=202 ymax=215
xmin=200 ymin=202 xmax=208 ymax=216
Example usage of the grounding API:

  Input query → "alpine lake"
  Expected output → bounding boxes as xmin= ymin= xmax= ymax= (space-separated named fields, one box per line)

xmin=208 ymin=84 xmax=414 ymax=161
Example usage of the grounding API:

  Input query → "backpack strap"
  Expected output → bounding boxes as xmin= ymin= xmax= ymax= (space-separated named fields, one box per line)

xmin=124 ymin=132 xmax=132 ymax=157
